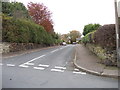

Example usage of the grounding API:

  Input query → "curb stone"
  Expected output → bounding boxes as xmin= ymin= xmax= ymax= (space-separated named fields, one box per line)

xmin=73 ymin=52 xmax=118 ymax=79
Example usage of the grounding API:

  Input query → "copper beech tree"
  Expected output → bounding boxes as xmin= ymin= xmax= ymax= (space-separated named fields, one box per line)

xmin=27 ymin=2 xmax=54 ymax=33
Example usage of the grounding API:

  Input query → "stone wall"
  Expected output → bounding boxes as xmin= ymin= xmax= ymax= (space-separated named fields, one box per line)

xmin=86 ymin=44 xmax=117 ymax=66
xmin=0 ymin=42 xmax=10 ymax=54
xmin=0 ymin=42 xmax=47 ymax=54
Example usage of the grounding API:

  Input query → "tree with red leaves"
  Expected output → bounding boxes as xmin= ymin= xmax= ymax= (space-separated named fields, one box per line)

xmin=27 ymin=2 xmax=54 ymax=33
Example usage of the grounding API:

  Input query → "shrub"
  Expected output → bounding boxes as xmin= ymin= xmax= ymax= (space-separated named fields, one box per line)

xmin=2 ymin=15 xmax=59 ymax=46
xmin=94 ymin=24 xmax=120 ymax=50
xmin=81 ymin=31 xmax=96 ymax=43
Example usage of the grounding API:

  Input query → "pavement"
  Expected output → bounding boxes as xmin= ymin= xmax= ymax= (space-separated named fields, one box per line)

xmin=74 ymin=44 xmax=119 ymax=78
xmin=1 ymin=45 xmax=118 ymax=88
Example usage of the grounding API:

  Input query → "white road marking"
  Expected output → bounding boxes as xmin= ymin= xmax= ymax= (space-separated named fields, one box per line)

xmin=74 ymin=68 xmax=79 ymax=71
xmin=50 ymin=49 xmax=59 ymax=53
xmin=39 ymin=64 xmax=49 ymax=67
xmin=19 ymin=64 xmax=29 ymax=68
xmin=54 ymin=66 xmax=66 ymax=70
xmin=6 ymin=64 xmax=15 ymax=67
xmin=0 ymin=63 xmax=3 ymax=66
xmin=73 ymin=71 xmax=86 ymax=75
xmin=33 ymin=67 xmax=45 ymax=70
xmin=24 ymin=54 xmax=46 ymax=64
xmin=51 ymin=69 xmax=64 ymax=72
xmin=24 ymin=63 xmax=34 ymax=65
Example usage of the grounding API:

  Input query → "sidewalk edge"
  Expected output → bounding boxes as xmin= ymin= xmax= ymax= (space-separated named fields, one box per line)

xmin=73 ymin=52 xmax=118 ymax=79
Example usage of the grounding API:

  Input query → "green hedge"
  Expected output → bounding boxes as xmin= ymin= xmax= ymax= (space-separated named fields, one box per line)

xmin=2 ymin=15 xmax=58 ymax=46
xmin=81 ymin=31 xmax=96 ymax=43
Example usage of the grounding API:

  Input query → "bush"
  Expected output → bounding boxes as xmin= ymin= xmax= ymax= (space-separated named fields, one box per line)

xmin=83 ymin=24 xmax=100 ymax=36
xmin=94 ymin=24 xmax=120 ymax=50
xmin=2 ymin=15 xmax=58 ymax=46
xmin=81 ymin=31 xmax=96 ymax=43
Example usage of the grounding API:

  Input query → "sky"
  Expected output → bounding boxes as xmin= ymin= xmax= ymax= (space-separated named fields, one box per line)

xmin=11 ymin=0 xmax=120 ymax=34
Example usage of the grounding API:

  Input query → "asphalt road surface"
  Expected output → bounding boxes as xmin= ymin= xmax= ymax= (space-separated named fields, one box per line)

xmin=1 ymin=45 xmax=118 ymax=88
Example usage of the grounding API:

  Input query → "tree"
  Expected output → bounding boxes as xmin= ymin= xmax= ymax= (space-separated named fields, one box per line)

xmin=2 ymin=2 xmax=29 ymax=19
xmin=83 ymin=24 xmax=101 ymax=36
xmin=69 ymin=30 xmax=81 ymax=43
xmin=27 ymin=2 xmax=54 ymax=33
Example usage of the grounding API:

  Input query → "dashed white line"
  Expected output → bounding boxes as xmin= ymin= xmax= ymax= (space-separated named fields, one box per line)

xmin=39 ymin=64 xmax=49 ymax=67
xmin=19 ymin=64 xmax=29 ymax=68
xmin=74 ymin=68 xmax=79 ymax=71
xmin=73 ymin=71 xmax=86 ymax=75
xmin=33 ymin=67 xmax=45 ymax=70
xmin=6 ymin=64 xmax=15 ymax=67
xmin=54 ymin=66 xmax=66 ymax=70
xmin=51 ymin=69 xmax=64 ymax=72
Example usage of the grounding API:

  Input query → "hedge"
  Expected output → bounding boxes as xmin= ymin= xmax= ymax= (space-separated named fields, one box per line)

xmin=2 ymin=15 xmax=58 ymax=46
xmin=82 ymin=24 xmax=120 ymax=50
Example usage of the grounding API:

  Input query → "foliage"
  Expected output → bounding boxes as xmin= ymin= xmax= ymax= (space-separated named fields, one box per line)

xmin=82 ymin=24 xmax=120 ymax=50
xmin=27 ymin=2 xmax=54 ymax=33
xmin=81 ymin=31 xmax=96 ymax=43
xmin=82 ymin=24 xmax=101 ymax=36
xmin=2 ymin=2 xmax=30 ymax=19
xmin=94 ymin=24 xmax=120 ymax=50
xmin=2 ymin=15 xmax=58 ymax=46
xmin=69 ymin=30 xmax=81 ymax=42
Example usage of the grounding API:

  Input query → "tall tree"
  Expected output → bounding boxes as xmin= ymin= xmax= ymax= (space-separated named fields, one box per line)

xmin=83 ymin=24 xmax=101 ymax=36
xmin=69 ymin=30 xmax=81 ymax=42
xmin=2 ymin=2 xmax=29 ymax=19
xmin=27 ymin=2 xmax=54 ymax=33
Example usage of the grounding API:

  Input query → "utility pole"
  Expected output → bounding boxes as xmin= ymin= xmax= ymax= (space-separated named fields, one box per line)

xmin=114 ymin=0 xmax=120 ymax=67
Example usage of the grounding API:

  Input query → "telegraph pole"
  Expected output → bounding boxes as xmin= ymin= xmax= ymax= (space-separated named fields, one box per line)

xmin=114 ymin=0 xmax=120 ymax=67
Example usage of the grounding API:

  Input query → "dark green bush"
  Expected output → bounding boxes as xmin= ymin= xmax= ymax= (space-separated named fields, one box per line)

xmin=2 ymin=15 xmax=58 ymax=46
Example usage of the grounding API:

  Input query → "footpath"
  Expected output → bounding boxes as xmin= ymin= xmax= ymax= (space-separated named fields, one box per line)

xmin=74 ymin=44 xmax=119 ymax=78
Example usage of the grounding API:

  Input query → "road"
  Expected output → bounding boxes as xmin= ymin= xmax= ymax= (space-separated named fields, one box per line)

xmin=1 ymin=45 xmax=118 ymax=88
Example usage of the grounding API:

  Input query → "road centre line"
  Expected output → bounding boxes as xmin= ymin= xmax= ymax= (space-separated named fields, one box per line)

xmin=6 ymin=64 xmax=15 ymax=67
xmin=50 ymin=49 xmax=59 ymax=53
xmin=51 ymin=69 xmax=64 ymax=72
xmin=24 ymin=54 xmax=46 ymax=64
xmin=73 ymin=71 xmax=86 ymax=75
xmin=39 ymin=64 xmax=49 ymax=67
xmin=54 ymin=66 xmax=66 ymax=70
xmin=33 ymin=67 xmax=45 ymax=70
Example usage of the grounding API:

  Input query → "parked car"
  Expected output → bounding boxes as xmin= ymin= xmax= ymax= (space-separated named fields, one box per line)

xmin=62 ymin=42 xmax=67 ymax=46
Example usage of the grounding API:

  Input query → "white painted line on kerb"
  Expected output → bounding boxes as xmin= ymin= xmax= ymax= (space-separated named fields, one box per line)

xmin=54 ymin=66 xmax=66 ymax=70
xmin=7 ymin=64 xmax=15 ymax=67
xmin=73 ymin=71 xmax=86 ymax=75
xmin=33 ymin=67 xmax=45 ymax=70
xmin=50 ymin=49 xmax=59 ymax=53
xmin=19 ymin=64 xmax=29 ymax=68
xmin=24 ymin=63 xmax=34 ymax=66
xmin=39 ymin=64 xmax=49 ymax=67
xmin=51 ymin=69 xmax=64 ymax=72
xmin=25 ymin=55 xmax=46 ymax=63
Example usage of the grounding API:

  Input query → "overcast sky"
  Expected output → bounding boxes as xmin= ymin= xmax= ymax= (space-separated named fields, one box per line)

xmin=11 ymin=0 xmax=120 ymax=34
